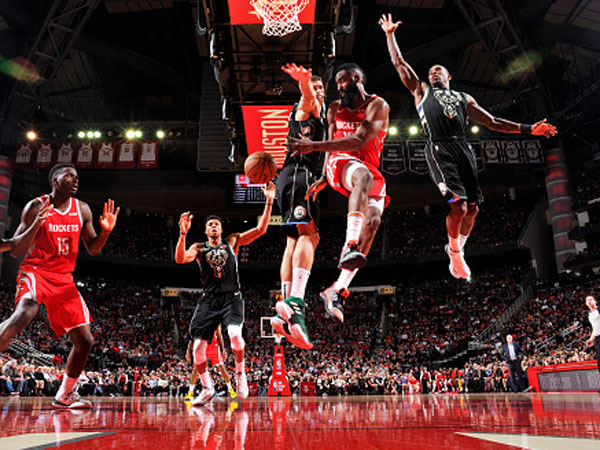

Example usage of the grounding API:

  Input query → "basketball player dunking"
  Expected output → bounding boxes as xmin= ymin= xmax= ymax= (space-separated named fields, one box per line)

xmin=270 ymin=63 xmax=326 ymax=349
xmin=0 ymin=163 xmax=119 ymax=409
xmin=379 ymin=14 xmax=557 ymax=279
xmin=175 ymin=182 xmax=275 ymax=405
xmin=288 ymin=63 xmax=390 ymax=323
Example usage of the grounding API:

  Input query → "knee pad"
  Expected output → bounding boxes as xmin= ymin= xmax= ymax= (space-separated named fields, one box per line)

xmin=227 ymin=325 xmax=245 ymax=351
xmin=193 ymin=339 xmax=208 ymax=365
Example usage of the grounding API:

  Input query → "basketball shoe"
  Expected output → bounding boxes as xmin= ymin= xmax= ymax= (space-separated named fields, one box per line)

xmin=191 ymin=387 xmax=215 ymax=406
xmin=270 ymin=314 xmax=298 ymax=344
xmin=445 ymin=245 xmax=471 ymax=279
xmin=235 ymin=371 xmax=249 ymax=399
xmin=320 ymin=285 xmax=349 ymax=323
xmin=338 ymin=240 xmax=367 ymax=270
xmin=52 ymin=391 xmax=92 ymax=409
xmin=275 ymin=297 xmax=313 ymax=350
xmin=185 ymin=388 xmax=195 ymax=401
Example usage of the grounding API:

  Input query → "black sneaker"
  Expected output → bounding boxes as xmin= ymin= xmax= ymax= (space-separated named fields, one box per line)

xmin=338 ymin=240 xmax=367 ymax=270
xmin=320 ymin=285 xmax=350 ymax=323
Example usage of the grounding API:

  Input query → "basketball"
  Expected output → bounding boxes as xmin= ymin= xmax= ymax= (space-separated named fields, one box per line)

xmin=244 ymin=151 xmax=278 ymax=184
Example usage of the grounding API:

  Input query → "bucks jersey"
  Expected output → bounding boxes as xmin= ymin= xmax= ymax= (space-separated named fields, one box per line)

xmin=283 ymin=102 xmax=327 ymax=174
xmin=417 ymin=87 xmax=469 ymax=140
xmin=197 ymin=241 xmax=240 ymax=293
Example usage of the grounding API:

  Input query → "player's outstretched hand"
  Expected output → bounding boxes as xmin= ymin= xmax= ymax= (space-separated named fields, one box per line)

xmin=378 ymin=13 xmax=402 ymax=34
xmin=287 ymin=136 xmax=314 ymax=156
xmin=99 ymin=199 xmax=119 ymax=232
xmin=305 ymin=177 xmax=327 ymax=202
xmin=281 ymin=63 xmax=312 ymax=83
xmin=261 ymin=181 xmax=276 ymax=202
xmin=532 ymin=119 xmax=557 ymax=138
xmin=34 ymin=196 xmax=54 ymax=228
xmin=179 ymin=211 xmax=193 ymax=235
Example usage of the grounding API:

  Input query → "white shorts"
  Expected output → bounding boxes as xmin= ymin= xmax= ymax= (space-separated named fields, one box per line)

xmin=340 ymin=160 xmax=386 ymax=214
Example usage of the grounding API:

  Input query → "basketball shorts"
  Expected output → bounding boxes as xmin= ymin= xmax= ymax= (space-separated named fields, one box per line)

xmin=425 ymin=139 xmax=482 ymax=204
xmin=15 ymin=269 xmax=91 ymax=335
xmin=276 ymin=162 xmax=320 ymax=237
xmin=326 ymin=154 xmax=390 ymax=212
xmin=205 ymin=342 xmax=224 ymax=366
xmin=189 ymin=291 xmax=244 ymax=342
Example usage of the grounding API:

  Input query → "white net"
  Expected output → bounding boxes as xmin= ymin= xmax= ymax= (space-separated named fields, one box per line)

xmin=250 ymin=0 xmax=309 ymax=37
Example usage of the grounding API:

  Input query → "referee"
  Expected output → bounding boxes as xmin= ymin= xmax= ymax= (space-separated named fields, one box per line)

xmin=586 ymin=295 xmax=600 ymax=392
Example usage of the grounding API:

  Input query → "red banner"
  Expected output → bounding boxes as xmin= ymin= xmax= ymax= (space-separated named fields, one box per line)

xmin=242 ymin=105 xmax=293 ymax=169
xmin=116 ymin=142 xmax=137 ymax=169
xmin=96 ymin=142 xmax=116 ymax=169
xmin=228 ymin=0 xmax=316 ymax=25
xmin=56 ymin=143 xmax=74 ymax=164
xmin=75 ymin=142 xmax=95 ymax=168
xmin=34 ymin=142 xmax=54 ymax=169
xmin=14 ymin=143 xmax=34 ymax=169
xmin=137 ymin=141 xmax=159 ymax=169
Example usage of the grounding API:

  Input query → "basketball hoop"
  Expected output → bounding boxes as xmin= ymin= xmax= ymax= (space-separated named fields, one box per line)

xmin=250 ymin=0 xmax=309 ymax=37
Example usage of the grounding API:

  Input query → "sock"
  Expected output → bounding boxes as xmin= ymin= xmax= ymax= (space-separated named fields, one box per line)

xmin=199 ymin=371 xmax=213 ymax=390
xmin=333 ymin=268 xmax=358 ymax=291
xmin=459 ymin=234 xmax=469 ymax=250
xmin=281 ymin=281 xmax=291 ymax=299
xmin=226 ymin=381 xmax=233 ymax=391
xmin=188 ymin=385 xmax=195 ymax=395
xmin=448 ymin=235 xmax=460 ymax=252
xmin=346 ymin=212 xmax=364 ymax=243
xmin=235 ymin=359 xmax=245 ymax=374
xmin=57 ymin=375 xmax=79 ymax=398
xmin=290 ymin=268 xmax=310 ymax=299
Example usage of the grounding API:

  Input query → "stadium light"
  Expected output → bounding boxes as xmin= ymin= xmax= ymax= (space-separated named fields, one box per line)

xmin=471 ymin=125 xmax=480 ymax=134
xmin=26 ymin=130 xmax=37 ymax=141
xmin=125 ymin=129 xmax=136 ymax=140
xmin=94 ymin=131 xmax=101 ymax=138
xmin=156 ymin=130 xmax=165 ymax=139
xmin=388 ymin=126 xmax=398 ymax=136
xmin=77 ymin=131 xmax=85 ymax=138
xmin=86 ymin=131 xmax=94 ymax=139
xmin=408 ymin=125 xmax=419 ymax=136
xmin=135 ymin=130 xmax=142 ymax=138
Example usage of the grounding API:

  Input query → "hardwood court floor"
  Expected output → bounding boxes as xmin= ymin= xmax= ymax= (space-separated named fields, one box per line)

xmin=1 ymin=393 xmax=600 ymax=449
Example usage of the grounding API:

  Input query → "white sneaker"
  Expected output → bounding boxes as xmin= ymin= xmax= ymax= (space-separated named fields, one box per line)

xmin=52 ymin=391 xmax=92 ymax=409
xmin=445 ymin=245 xmax=471 ymax=279
xmin=235 ymin=372 xmax=249 ymax=399
xmin=191 ymin=387 xmax=215 ymax=406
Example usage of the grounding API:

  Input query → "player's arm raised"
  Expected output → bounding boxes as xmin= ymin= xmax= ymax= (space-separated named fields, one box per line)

xmin=228 ymin=181 xmax=276 ymax=251
xmin=289 ymin=98 xmax=390 ymax=154
xmin=465 ymin=94 xmax=558 ymax=138
xmin=175 ymin=211 xmax=200 ymax=264
xmin=379 ymin=14 xmax=426 ymax=98
xmin=9 ymin=196 xmax=54 ymax=257
xmin=80 ymin=199 xmax=120 ymax=256
xmin=282 ymin=63 xmax=321 ymax=120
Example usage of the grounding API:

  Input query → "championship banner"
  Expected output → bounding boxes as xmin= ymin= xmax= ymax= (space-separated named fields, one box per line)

xmin=501 ymin=140 xmax=523 ymax=164
xmin=137 ymin=141 xmax=159 ymax=169
xmin=242 ymin=105 xmax=294 ymax=169
xmin=14 ymin=142 xmax=34 ymax=169
xmin=56 ymin=142 xmax=74 ymax=164
xmin=96 ymin=142 xmax=116 ymax=169
xmin=34 ymin=142 xmax=54 ymax=169
xmin=116 ymin=142 xmax=137 ymax=169
xmin=75 ymin=142 xmax=94 ymax=168
xmin=523 ymin=140 xmax=543 ymax=163
xmin=381 ymin=144 xmax=406 ymax=176
xmin=228 ymin=0 xmax=316 ymax=25
xmin=407 ymin=140 xmax=429 ymax=174
xmin=481 ymin=140 xmax=501 ymax=164
xmin=467 ymin=140 xmax=485 ymax=172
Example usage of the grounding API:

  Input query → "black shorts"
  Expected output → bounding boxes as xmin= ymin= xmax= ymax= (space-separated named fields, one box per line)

xmin=276 ymin=163 xmax=320 ymax=237
xmin=189 ymin=291 xmax=244 ymax=342
xmin=425 ymin=139 xmax=482 ymax=204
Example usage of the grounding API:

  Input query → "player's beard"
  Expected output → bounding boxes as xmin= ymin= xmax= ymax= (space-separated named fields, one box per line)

xmin=339 ymin=80 xmax=361 ymax=107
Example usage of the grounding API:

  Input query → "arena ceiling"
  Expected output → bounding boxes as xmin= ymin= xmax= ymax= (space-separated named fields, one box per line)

xmin=0 ymin=0 xmax=598 ymax=157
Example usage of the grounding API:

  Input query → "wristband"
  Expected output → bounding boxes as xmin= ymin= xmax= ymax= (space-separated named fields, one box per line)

xmin=180 ymin=232 xmax=187 ymax=236
xmin=521 ymin=124 xmax=532 ymax=134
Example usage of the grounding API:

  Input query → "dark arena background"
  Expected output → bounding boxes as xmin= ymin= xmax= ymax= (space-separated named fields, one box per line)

xmin=1 ymin=1 xmax=600 ymax=449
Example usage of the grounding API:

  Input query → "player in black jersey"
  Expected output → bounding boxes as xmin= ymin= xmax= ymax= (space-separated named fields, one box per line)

xmin=270 ymin=63 xmax=327 ymax=350
xmin=175 ymin=182 xmax=275 ymax=404
xmin=380 ymin=14 xmax=557 ymax=279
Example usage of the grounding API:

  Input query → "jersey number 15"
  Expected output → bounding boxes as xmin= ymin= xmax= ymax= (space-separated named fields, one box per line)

xmin=57 ymin=237 xmax=71 ymax=256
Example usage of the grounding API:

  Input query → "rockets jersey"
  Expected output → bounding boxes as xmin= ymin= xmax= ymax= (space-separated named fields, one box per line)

xmin=21 ymin=197 xmax=83 ymax=274
xmin=332 ymin=95 xmax=387 ymax=168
